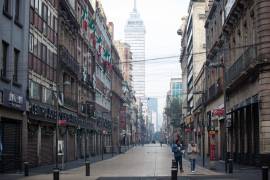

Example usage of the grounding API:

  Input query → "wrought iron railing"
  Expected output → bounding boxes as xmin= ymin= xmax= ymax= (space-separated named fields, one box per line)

xmin=225 ymin=46 xmax=257 ymax=85
xmin=59 ymin=45 xmax=79 ymax=75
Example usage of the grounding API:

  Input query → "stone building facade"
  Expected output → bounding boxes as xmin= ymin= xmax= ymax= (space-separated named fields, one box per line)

xmin=222 ymin=0 xmax=270 ymax=166
xmin=179 ymin=0 xmax=206 ymax=146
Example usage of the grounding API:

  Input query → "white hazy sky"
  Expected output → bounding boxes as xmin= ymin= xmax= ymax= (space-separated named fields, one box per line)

xmin=101 ymin=0 xmax=190 ymax=125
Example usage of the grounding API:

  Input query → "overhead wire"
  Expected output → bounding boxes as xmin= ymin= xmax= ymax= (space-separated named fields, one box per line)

xmin=3 ymin=42 xmax=264 ymax=74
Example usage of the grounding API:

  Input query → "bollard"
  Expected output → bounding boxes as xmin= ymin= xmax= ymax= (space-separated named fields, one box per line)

xmin=171 ymin=167 xmax=177 ymax=180
xmin=24 ymin=162 xmax=29 ymax=176
xmin=85 ymin=161 xmax=90 ymax=176
xmin=172 ymin=159 xmax=177 ymax=168
xmin=53 ymin=169 xmax=60 ymax=180
xmin=262 ymin=166 xmax=268 ymax=180
xmin=228 ymin=159 xmax=233 ymax=174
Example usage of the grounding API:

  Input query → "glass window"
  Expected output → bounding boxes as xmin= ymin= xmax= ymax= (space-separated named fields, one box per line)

xmin=3 ymin=0 xmax=10 ymax=14
xmin=35 ymin=0 xmax=39 ymax=12
xmin=15 ymin=0 xmax=20 ymax=22
xmin=29 ymin=34 xmax=34 ymax=53
xmin=31 ymin=0 xmax=35 ymax=8
xmin=13 ymin=49 xmax=20 ymax=82
xmin=33 ymin=36 xmax=38 ymax=56
xmin=1 ymin=41 xmax=8 ymax=78
xmin=30 ymin=81 xmax=41 ymax=100
xmin=42 ymin=87 xmax=53 ymax=104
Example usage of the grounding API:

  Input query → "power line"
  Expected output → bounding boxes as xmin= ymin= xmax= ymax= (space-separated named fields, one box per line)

xmin=3 ymin=42 xmax=264 ymax=74
xmin=114 ymin=42 xmax=264 ymax=65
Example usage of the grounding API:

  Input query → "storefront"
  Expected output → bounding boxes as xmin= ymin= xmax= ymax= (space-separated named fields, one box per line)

xmin=228 ymin=98 xmax=260 ymax=165
xmin=0 ymin=90 xmax=26 ymax=172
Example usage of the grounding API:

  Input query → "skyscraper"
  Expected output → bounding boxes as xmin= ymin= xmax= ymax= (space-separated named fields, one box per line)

xmin=124 ymin=0 xmax=146 ymax=112
xmin=147 ymin=98 xmax=158 ymax=131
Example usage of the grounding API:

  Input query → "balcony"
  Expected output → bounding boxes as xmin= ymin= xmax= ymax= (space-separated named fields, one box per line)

xmin=59 ymin=45 xmax=79 ymax=75
xmin=207 ymin=79 xmax=223 ymax=102
xmin=80 ymin=72 xmax=94 ymax=89
xmin=225 ymin=46 xmax=258 ymax=88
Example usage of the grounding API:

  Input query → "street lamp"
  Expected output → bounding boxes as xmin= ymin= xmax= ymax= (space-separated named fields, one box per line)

xmin=52 ymin=80 xmax=70 ymax=170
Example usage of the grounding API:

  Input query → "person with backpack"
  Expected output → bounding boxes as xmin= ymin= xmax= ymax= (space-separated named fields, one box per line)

xmin=172 ymin=139 xmax=184 ymax=173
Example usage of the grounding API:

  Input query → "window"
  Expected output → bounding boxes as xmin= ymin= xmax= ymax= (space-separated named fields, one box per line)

xmin=3 ymin=0 xmax=11 ymax=14
xmin=35 ymin=0 xmax=39 ymax=12
xmin=29 ymin=81 xmax=41 ymax=100
xmin=29 ymin=33 xmax=34 ymax=53
xmin=15 ymin=0 xmax=20 ymax=22
xmin=31 ymin=0 xmax=35 ymax=8
xmin=53 ymin=16 xmax=57 ymax=32
xmin=42 ymin=3 xmax=48 ymax=22
xmin=42 ymin=3 xmax=48 ymax=36
xmin=13 ymin=49 xmax=20 ymax=82
xmin=33 ymin=36 xmax=38 ymax=56
xmin=42 ymin=87 xmax=53 ymax=104
xmin=42 ymin=44 xmax=47 ymax=62
xmin=1 ymin=41 xmax=8 ymax=78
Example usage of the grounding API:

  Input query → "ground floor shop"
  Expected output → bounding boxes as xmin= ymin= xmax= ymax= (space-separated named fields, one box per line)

xmin=0 ymin=108 xmax=27 ymax=173
xmin=227 ymin=100 xmax=261 ymax=165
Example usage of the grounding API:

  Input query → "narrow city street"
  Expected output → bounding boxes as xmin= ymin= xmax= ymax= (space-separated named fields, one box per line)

xmin=2 ymin=144 xmax=264 ymax=180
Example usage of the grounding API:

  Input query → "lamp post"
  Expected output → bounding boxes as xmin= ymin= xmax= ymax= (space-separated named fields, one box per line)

xmin=52 ymin=81 xmax=70 ymax=170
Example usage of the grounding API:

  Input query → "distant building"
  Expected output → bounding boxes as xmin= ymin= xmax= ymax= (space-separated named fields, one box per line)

xmin=170 ymin=78 xmax=183 ymax=100
xmin=124 ymin=0 xmax=146 ymax=113
xmin=147 ymin=97 xmax=158 ymax=131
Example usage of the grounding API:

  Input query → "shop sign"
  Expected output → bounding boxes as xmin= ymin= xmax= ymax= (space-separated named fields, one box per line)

xmin=212 ymin=108 xmax=224 ymax=117
xmin=30 ymin=103 xmax=78 ymax=124
xmin=58 ymin=120 xmax=67 ymax=126
xmin=58 ymin=140 xmax=64 ymax=155
xmin=3 ymin=90 xmax=25 ymax=110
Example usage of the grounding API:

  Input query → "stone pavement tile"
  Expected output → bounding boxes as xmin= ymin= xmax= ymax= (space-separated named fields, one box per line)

xmin=0 ymin=144 xmax=241 ymax=180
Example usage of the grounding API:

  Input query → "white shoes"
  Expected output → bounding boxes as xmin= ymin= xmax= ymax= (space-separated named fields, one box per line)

xmin=191 ymin=170 xmax=195 ymax=173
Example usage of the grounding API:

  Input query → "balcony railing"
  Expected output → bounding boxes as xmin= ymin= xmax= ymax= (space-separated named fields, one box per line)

xmin=59 ymin=45 xmax=79 ymax=75
xmin=207 ymin=79 xmax=223 ymax=102
xmin=225 ymin=46 xmax=257 ymax=86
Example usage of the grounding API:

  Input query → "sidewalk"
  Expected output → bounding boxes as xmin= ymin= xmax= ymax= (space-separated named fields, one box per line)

xmin=193 ymin=155 xmax=266 ymax=180
xmin=2 ymin=147 xmax=132 ymax=177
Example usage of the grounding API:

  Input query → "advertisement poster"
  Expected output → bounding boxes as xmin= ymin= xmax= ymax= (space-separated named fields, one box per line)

xmin=58 ymin=140 xmax=64 ymax=156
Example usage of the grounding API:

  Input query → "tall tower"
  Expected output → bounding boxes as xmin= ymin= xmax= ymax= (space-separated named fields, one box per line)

xmin=124 ymin=0 xmax=146 ymax=112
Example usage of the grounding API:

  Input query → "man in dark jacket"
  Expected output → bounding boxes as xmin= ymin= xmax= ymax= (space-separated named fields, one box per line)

xmin=172 ymin=140 xmax=184 ymax=173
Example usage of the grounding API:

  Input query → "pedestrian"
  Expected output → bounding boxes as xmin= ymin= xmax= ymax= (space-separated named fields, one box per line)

xmin=187 ymin=141 xmax=199 ymax=173
xmin=172 ymin=139 xmax=184 ymax=173
xmin=160 ymin=141 xmax=162 ymax=147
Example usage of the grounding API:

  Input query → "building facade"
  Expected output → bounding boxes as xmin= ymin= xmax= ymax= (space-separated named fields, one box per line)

xmin=179 ymin=0 xmax=206 ymax=146
xmin=222 ymin=0 xmax=270 ymax=166
xmin=0 ymin=0 xmax=29 ymax=172
xmin=204 ymin=0 xmax=226 ymax=162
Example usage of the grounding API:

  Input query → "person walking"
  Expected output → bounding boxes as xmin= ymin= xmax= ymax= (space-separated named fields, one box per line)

xmin=172 ymin=140 xmax=184 ymax=173
xmin=187 ymin=142 xmax=199 ymax=173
